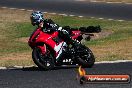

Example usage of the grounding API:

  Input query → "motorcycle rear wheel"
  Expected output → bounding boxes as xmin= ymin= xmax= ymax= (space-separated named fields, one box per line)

xmin=32 ymin=47 xmax=55 ymax=70
xmin=76 ymin=45 xmax=95 ymax=68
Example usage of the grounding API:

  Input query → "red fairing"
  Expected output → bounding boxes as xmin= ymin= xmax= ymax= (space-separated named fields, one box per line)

xmin=28 ymin=28 xmax=41 ymax=48
xmin=28 ymin=27 xmax=82 ymax=57
xmin=29 ymin=28 xmax=58 ymax=48
xmin=36 ymin=31 xmax=59 ymax=49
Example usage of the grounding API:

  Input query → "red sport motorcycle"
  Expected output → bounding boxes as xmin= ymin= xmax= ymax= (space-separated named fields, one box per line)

xmin=28 ymin=26 xmax=96 ymax=70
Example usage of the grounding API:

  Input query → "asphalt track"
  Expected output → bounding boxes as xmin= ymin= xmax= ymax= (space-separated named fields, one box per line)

xmin=0 ymin=0 xmax=132 ymax=20
xmin=0 ymin=62 xmax=131 ymax=88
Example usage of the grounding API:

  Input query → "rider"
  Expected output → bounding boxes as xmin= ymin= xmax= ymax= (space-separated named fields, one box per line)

xmin=30 ymin=11 xmax=78 ymax=46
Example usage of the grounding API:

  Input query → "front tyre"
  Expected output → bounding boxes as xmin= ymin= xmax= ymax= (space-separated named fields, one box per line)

xmin=32 ymin=47 xmax=55 ymax=70
xmin=76 ymin=45 xmax=95 ymax=68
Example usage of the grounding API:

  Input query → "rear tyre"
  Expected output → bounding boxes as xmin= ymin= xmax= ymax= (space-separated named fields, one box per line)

xmin=32 ymin=47 xmax=55 ymax=70
xmin=76 ymin=45 xmax=95 ymax=68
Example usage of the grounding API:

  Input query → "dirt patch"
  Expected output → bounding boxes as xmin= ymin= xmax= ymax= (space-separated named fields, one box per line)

xmin=82 ymin=30 xmax=113 ymax=41
xmin=16 ymin=37 xmax=29 ymax=43
xmin=91 ymin=30 xmax=113 ymax=40
xmin=90 ymin=37 xmax=132 ymax=61
xmin=0 ymin=52 xmax=32 ymax=60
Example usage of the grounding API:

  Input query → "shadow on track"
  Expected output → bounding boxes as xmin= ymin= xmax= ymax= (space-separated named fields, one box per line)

xmin=10 ymin=65 xmax=79 ymax=71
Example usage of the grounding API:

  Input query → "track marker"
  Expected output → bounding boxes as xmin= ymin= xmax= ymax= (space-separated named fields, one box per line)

xmin=49 ymin=13 xmax=57 ymax=15
xmin=90 ymin=17 xmax=95 ymax=19
xmin=43 ymin=12 xmax=48 ymax=14
xmin=75 ymin=0 xmax=86 ymax=1
xmin=99 ymin=18 xmax=104 ymax=20
xmin=14 ymin=66 xmax=23 ymax=68
xmin=90 ymin=0 xmax=105 ymax=3
xmin=23 ymin=65 xmax=36 ymax=68
xmin=69 ymin=15 xmax=75 ymax=17
xmin=118 ymin=20 xmax=124 ymax=22
xmin=78 ymin=16 xmax=84 ymax=18
xmin=59 ymin=14 xmax=68 ymax=16
xmin=1 ymin=7 xmax=7 ymax=9
xmin=108 ymin=18 xmax=114 ymax=21
xmin=19 ymin=9 xmax=25 ymax=11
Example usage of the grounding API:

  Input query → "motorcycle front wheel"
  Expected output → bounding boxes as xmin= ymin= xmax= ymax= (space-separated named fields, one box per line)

xmin=76 ymin=45 xmax=95 ymax=68
xmin=32 ymin=47 xmax=55 ymax=70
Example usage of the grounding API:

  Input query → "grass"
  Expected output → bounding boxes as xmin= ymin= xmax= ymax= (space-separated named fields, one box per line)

xmin=0 ymin=59 xmax=34 ymax=67
xmin=0 ymin=8 xmax=132 ymax=66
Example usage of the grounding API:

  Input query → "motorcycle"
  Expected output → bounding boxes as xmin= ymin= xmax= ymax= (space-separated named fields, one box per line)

xmin=28 ymin=26 xmax=97 ymax=70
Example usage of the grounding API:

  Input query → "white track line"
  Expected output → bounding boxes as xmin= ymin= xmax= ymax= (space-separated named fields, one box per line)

xmin=89 ymin=0 xmax=132 ymax=5
xmin=0 ymin=60 xmax=132 ymax=69
xmin=95 ymin=60 xmax=132 ymax=64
